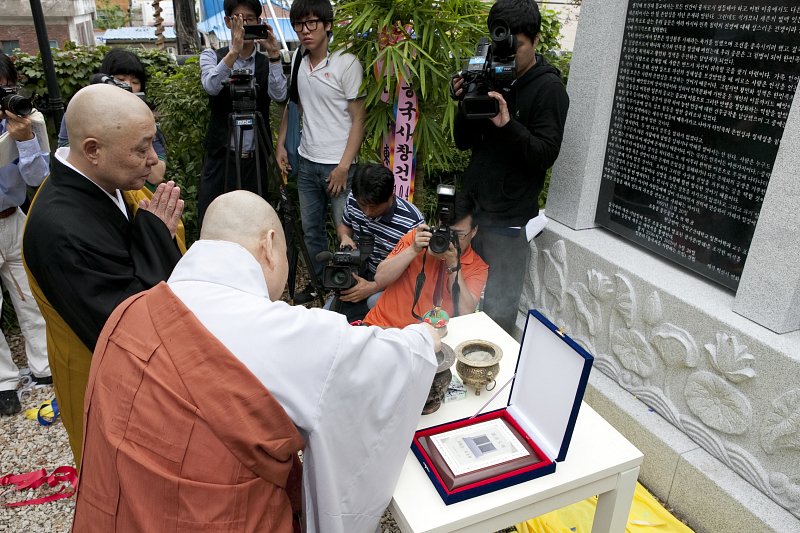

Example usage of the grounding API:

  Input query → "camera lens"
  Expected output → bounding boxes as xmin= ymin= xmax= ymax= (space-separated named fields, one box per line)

xmin=1 ymin=94 xmax=33 ymax=117
xmin=332 ymin=270 xmax=349 ymax=286
xmin=429 ymin=231 xmax=450 ymax=255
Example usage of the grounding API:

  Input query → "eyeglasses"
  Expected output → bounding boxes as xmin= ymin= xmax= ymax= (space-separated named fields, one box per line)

xmin=227 ymin=15 xmax=260 ymax=24
xmin=292 ymin=19 xmax=322 ymax=32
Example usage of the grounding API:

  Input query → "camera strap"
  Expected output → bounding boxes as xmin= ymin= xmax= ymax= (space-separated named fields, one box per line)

xmin=450 ymin=244 xmax=462 ymax=318
xmin=411 ymin=244 xmax=463 ymax=322
xmin=411 ymin=250 xmax=428 ymax=322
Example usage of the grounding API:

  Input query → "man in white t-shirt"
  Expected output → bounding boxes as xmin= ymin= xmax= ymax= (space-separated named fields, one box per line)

xmin=277 ymin=0 xmax=365 ymax=304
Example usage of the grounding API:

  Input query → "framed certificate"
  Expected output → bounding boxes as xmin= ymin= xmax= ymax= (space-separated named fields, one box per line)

xmin=417 ymin=417 xmax=542 ymax=490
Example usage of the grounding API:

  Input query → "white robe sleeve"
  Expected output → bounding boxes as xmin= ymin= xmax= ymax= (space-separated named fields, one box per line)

xmin=303 ymin=322 xmax=437 ymax=533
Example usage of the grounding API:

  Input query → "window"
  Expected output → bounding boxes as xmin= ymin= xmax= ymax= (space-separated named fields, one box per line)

xmin=49 ymin=40 xmax=58 ymax=49
xmin=2 ymin=40 xmax=20 ymax=55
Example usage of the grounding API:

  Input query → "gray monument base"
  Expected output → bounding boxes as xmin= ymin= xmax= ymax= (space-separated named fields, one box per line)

xmin=518 ymin=220 xmax=800 ymax=531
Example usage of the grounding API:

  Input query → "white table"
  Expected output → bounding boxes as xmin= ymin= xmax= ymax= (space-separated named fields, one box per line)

xmin=390 ymin=312 xmax=643 ymax=533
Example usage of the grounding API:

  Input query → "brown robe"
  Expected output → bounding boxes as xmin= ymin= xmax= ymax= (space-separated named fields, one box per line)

xmin=72 ymin=282 xmax=304 ymax=532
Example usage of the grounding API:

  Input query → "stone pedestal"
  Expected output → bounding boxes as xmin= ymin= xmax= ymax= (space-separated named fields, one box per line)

xmin=522 ymin=0 xmax=800 ymax=524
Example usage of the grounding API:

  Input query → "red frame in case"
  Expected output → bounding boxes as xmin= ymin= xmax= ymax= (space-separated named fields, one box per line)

xmin=411 ymin=310 xmax=594 ymax=505
xmin=412 ymin=408 xmax=555 ymax=504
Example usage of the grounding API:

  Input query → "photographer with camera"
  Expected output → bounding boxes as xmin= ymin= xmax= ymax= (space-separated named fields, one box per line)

xmin=451 ymin=0 xmax=569 ymax=335
xmin=363 ymin=193 xmax=488 ymax=329
xmin=199 ymin=0 xmax=286 ymax=221
xmin=324 ymin=163 xmax=423 ymax=321
xmin=0 ymin=53 xmax=51 ymax=416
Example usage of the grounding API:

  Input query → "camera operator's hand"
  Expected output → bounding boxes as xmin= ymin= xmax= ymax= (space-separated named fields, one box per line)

xmin=412 ymin=224 xmax=432 ymax=253
xmin=3 ymin=111 xmax=34 ymax=142
xmin=140 ymin=181 xmax=184 ymax=239
xmin=449 ymin=73 xmax=464 ymax=100
xmin=340 ymin=273 xmax=378 ymax=303
xmin=256 ymin=23 xmax=280 ymax=57
xmin=226 ymin=14 xmax=245 ymax=61
xmin=339 ymin=235 xmax=356 ymax=251
xmin=326 ymin=165 xmax=348 ymax=197
xmin=487 ymin=91 xmax=511 ymax=128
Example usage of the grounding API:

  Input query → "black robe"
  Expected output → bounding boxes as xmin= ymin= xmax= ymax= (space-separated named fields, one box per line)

xmin=23 ymin=155 xmax=182 ymax=352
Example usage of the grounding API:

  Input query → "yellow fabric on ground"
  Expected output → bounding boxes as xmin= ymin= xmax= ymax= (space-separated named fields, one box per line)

xmin=516 ymin=482 xmax=694 ymax=533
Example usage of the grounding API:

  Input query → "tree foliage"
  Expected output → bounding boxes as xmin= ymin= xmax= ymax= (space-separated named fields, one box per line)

xmin=333 ymin=0 xmax=489 ymax=178
xmin=147 ymin=57 xmax=208 ymax=241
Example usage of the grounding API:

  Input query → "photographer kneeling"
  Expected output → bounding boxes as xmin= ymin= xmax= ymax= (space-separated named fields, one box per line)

xmin=363 ymin=193 xmax=488 ymax=328
xmin=325 ymin=163 xmax=423 ymax=321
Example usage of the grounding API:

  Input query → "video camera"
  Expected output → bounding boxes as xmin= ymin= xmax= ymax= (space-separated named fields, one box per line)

xmin=224 ymin=69 xmax=258 ymax=113
xmin=428 ymin=184 xmax=457 ymax=254
xmin=454 ymin=19 xmax=517 ymax=119
xmin=318 ymin=234 xmax=375 ymax=291
xmin=0 ymin=86 xmax=33 ymax=117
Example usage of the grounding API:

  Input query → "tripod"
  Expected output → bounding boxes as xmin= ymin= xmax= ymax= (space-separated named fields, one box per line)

xmin=224 ymin=108 xmax=325 ymax=306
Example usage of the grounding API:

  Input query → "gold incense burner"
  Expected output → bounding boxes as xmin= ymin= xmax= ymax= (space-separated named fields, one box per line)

xmin=455 ymin=340 xmax=503 ymax=395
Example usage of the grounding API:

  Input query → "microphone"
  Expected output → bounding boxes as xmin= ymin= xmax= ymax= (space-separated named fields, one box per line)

xmin=315 ymin=251 xmax=333 ymax=263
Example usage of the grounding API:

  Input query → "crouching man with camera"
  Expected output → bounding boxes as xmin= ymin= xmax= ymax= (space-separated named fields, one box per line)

xmin=363 ymin=193 xmax=488 ymax=328
xmin=324 ymin=164 xmax=424 ymax=321
xmin=451 ymin=0 xmax=569 ymax=335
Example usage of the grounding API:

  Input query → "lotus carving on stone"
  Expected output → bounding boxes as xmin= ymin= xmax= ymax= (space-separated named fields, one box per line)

xmin=685 ymin=371 xmax=752 ymax=435
xmin=611 ymin=329 xmax=656 ymax=378
xmin=760 ymin=389 xmax=800 ymax=455
xmin=587 ymin=269 xmax=614 ymax=301
xmin=704 ymin=333 xmax=756 ymax=383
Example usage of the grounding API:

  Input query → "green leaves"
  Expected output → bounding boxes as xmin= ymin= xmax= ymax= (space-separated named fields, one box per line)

xmin=334 ymin=0 xmax=488 ymax=178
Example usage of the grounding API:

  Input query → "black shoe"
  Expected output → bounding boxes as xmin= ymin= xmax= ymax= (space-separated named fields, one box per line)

xmin=293 ymin=284 xmax=318 ymax=305
xmin=32 ymin=375 xmax=53 ymax=386
xmin=0 ymin=390 xmax=21 ymax=416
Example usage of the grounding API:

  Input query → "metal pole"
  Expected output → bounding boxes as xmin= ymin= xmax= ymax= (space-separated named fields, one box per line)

xmin=28 ymin=0 xmax=64 ymax=129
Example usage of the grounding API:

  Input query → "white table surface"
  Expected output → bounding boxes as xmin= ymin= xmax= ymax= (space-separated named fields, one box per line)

xmin=390 ymin=312 xmax=644 ymax=533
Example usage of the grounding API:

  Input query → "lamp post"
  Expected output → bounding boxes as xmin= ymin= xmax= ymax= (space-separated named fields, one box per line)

xmin=28 ymin=0 xmax=64 ymax=129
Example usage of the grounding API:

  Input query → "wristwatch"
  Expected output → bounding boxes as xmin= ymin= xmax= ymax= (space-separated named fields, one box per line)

xmin=269 ymin=55 xmax=281 ymax=63
xmin=447 ymin=263 xmax=461 ymax=274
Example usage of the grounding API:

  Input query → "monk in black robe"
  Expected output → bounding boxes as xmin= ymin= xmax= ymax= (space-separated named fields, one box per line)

xmin=22 ymin=83 xmax=184 ymax=464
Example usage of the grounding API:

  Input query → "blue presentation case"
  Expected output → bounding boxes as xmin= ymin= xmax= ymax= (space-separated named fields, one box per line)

xmin=411 ymin=310 xmax=595 ymax=504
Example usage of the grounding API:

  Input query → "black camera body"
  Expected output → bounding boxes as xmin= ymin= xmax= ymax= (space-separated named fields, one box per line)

xmin=321 ymin=234 xmax=375 ymax=291
xmin=225 ymin=69 xmax=258 ymax=112
xmin=0 ymin=86 xmax=33 ymax=117
xmin=243 ymin=24 xmax=269 ymax=40
xmin=457 ymin=19 xmax=517 ymax=119
xmin=428 ymin=184 xmax=457 ymax=255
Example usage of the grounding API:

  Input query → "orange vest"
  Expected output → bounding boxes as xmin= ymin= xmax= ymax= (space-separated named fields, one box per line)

xmin=73 ymin=283 xmax=304 ymax=532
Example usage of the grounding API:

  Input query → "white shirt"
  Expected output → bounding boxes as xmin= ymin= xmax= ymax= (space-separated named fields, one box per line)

xmin=168 ymin=240 xmax=437 ymax=533
xmin=296 ymin=49 xmax=364 ymax=164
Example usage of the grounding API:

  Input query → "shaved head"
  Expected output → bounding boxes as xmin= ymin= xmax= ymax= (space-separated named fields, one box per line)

xmin=201 ymin=191 xmax=288 ymax=299
xmin=66 ymin=84 xmax=153 ymax=148
xmin=64 ymin=84 xmax=159 ymax=194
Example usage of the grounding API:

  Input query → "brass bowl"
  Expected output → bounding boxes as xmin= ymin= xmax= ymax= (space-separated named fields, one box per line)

xmin=455 ymin=340 xmax=503 ymax=395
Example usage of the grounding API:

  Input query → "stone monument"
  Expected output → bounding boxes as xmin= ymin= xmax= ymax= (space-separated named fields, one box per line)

xmin=520 ymin=0 xmax=800 ymax=531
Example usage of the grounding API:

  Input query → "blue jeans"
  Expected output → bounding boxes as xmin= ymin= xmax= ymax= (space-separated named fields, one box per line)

xmin=297 ymin=156 xmax=354 ymax=278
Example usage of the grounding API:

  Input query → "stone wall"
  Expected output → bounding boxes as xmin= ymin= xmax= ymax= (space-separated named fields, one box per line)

xmin=520 ymin=0 xmax=800 ymax=528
